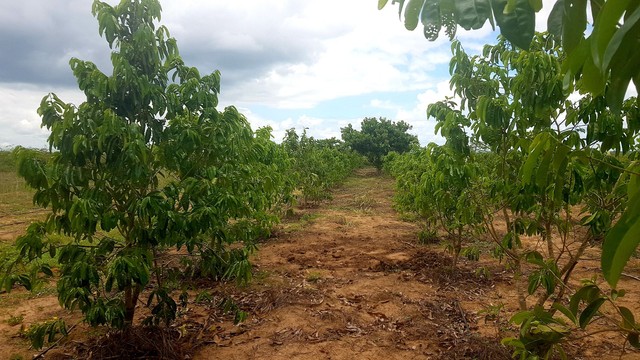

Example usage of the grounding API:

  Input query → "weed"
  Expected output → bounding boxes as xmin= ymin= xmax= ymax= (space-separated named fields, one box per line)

xmin=194 ymin=290 xmax=213 ymax=304
xmin=417 ymin=228 xmax=438 ymax=244
xmin=7 ymin=314 xmax=24 ymax=326
xmin=478 ymin=302 xmax=505 ymax=323
xmin=280 ymin=212 xmax=321 ymax=234
xmin=462 ymin=246 xmax=480 ymax=261
xmin=253 ymin=270 xmax=271 ymax=283
xmin=300 ymin=213 xmax=320 ymax=222
xmin=474 ymin=266 xmax=492 ymax=280
xmin=306 ymin=271 xmax=323 ymax=283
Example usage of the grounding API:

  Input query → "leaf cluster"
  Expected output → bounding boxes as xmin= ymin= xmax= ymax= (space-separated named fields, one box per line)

xmin=380 ymin=0 xmax=640 ymax=117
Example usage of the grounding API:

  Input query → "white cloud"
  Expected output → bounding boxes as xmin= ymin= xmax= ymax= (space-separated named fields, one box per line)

xmin=370 ymin=99 xmax=398 ymax=110
xmin=393 ymin=80 xmax=453 ymax=145
xmin=0 ymin=0 xmax=579 ymax=148
xmin=627 ymin=83 xmax=638 ymax=99
xmin=212 ymin=2 xmax=455 ymax=109
xmin=0 ymin=84 xmax=85 ymax=148
xmin=237 ymin=107 xmax=358 ymax=143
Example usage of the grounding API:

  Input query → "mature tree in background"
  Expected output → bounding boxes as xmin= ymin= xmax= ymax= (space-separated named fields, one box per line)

xmin=341 ymin=117 xmax=418 ymax=170
xmin=379 ymin=0 xmax=639 ymax=112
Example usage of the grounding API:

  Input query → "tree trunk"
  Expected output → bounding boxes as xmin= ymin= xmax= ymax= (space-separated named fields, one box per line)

xmin=124 ymin=285 xmax=142 ymax=327
xmin=452 ymin=227 xmax=462 ymax=268
xmin=545 ymin=217 xmax=554 ymax=259
xmin=514 ymin=260 xmax=528 ymax=311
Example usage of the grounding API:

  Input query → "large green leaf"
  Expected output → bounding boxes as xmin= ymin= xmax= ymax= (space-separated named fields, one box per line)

xmin=602 ymin=6 xmax=640 ymax=111
xmin=563 ymin=0 xmax=587 ymax=54
xmin=602 ymin=4 xmax=640 ymax=70
xmin=404 ymin=0 xmax=425 ymax=30
xmin=602 ymin=190 xmax=640 ymax=287
xmin=522 ymin=132 xmax=549 ymax=184
xmin=420 ymin=0 xmax=441 ymax=40
xmin=579 ymin=297 xmax=605 ymax=329
xmin=591 ymin=0 xmax=632 ymax=69
xmin=547 ymin=0 xmax=564 ymax=40
xmin=492 ymin=0 xmax=535 ymax=50
xmin=454 ymin=0 xmax=492 ymax=30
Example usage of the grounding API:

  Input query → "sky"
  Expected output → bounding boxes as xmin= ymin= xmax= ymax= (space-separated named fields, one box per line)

xmin=0 ymin=0 xmax=560 ymax=148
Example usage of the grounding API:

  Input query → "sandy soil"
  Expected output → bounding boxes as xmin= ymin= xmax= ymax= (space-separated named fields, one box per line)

xmin=1 ymin=167 xmax=639 ymax=359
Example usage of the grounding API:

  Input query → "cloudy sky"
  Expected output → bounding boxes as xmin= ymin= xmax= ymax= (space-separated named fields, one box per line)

xmin=0 ymin=0 xmax=558 ymax=148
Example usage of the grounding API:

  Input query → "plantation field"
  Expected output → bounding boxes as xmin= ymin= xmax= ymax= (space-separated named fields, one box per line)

xmin=2 ymin=167 xmax=639 ymax=359
xmin=0 ymin=151 xmax=48 ymax=242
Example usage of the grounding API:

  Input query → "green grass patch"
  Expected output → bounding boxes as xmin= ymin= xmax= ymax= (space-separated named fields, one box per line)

xmin=280 ymin=212 xmax=323 ymax=233
xmin=0 ymin=151 xmax=41 ymax=215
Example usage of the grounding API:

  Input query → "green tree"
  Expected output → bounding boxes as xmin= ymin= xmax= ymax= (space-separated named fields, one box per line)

xmin=4 ymin=0 xmax=284 ymax=331
xmin=282 ymin=129 xmax=363 ymax=204
xmin=379 ymin=0 xmax=640 ymax=300
xmin=386 ymin=33 xmax=640 ymax=357
xmin=341 ymin=117 xmax=418 ymax=170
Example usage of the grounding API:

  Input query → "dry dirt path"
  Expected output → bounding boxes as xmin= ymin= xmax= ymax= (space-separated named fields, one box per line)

xmin=195 ymin=168 xmax=510 ymax=360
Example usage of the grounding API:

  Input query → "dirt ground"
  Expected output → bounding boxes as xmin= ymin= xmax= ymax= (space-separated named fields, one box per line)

xmin=1 ymin=167 xmax=640 ymax=359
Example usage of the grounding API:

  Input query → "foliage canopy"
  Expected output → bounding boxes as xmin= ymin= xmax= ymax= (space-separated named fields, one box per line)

xmin=341 ymin=117 xmax=418 ymax=170
xmin=4 ymin=0 xmax=289 ymax=330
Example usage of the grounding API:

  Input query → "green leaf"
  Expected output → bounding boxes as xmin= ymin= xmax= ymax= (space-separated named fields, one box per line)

xmin=580 ymin=52 xmax=607 ymax=95
xmin=536 ymin=143 xmax=555 ymax=188
xmin=404 ymin=0 xmax=424 ymax=30
xmin=504 ymin=0 xmax=518 ymax=14
xmin=395 ymin=0 xmax=407 ymax=18
xmin=454 ymin=0 xmax=492 ymax=30
xmin=579 ymin=297 xmax=605 ymax=328
xmin=569 ymin=284 xmax=599 ymax=315
xmin=547 ymin=0 xmax=564 ymax=40
xmin=526 ymin=251 xmax=545 ymax=266
xmin=552 ymin=302 xmax=577 ymax=324
xmin=528 ymin=0 xmax=542 ymax=12
xmin=629 ymin=172 xmax=640 ymax=199
xmin=510 ymin=310 xmax=533 ymax=325
xmin=591 ymin=0 xmax=632 ymax=69
xmin=523 ymin=133 xmax=549 ymax=184
xmin=606 ymin=43 xmax=640 ymax=112
xmin=619 ymin=306 xmax=636 ymax=330
xmin=563 ymin=0 xmax=587 ymax=54
xmin=528 ymin=273 xmax=542 ymax=294
xmin=41 ymin=264 xmax=54 ymax=277
xmin=601 ymin=5 xmax=640 ymax=71
xmin=602 ymin=190 xmax=640 ymax=287
xmin=492 ymin=0 xmax=535 ymax=50
xmin=378 ymin=0 xmax=390 ymax=10
xmin=629 ymin=332 xmax=640 ymax=349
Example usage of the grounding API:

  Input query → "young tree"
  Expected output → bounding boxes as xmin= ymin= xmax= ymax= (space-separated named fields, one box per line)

xmin=282 ymin=129 xmax=363 ymax=204
xmin=379 ymin=0 xmax=640 ymax=297
xmin=341 ymin=117 xmax=418 ymax=170
xmin=5 ymin=0 xmax=280 ymax=330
